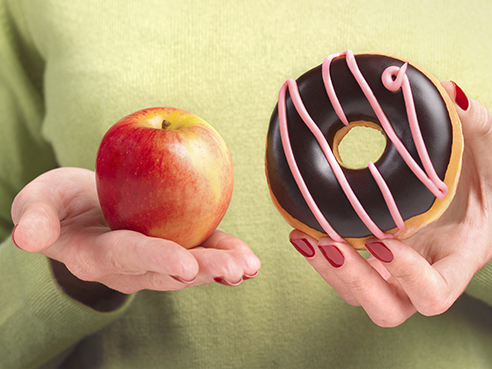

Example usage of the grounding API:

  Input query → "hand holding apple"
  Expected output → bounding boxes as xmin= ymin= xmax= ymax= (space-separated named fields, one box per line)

xmin=11 ymin=167 xmax=261 ymax=296
xmin=95 ymin=107 xmax=234 ymax=249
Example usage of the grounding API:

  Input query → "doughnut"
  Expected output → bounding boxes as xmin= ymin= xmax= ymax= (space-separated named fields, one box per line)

xmin=265 ymin=50 xmax=463 ymax=249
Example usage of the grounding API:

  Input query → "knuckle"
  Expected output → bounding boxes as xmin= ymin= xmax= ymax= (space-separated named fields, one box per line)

xmin=117 ymin=286 xmax=138 ymax=294
xmin=62 ymin=251 xmax=95 ymax=281
xmin=343 ymin=296 xmax=360 ymax=307
xmin=219 ymin=256 xmax=242 ymax=279
xmin=343 ymin=276 xmax=371 ymax=296
xmin=100 ymin=275 xmax=142 ymax=294
xmin=476 ymin=105 xmax=492 ymax=137
xmin=216 ymin=233 xmax=249 ymax=252
xmin=178 ymin=261 xmax=199 ymax=280
xmin=145 ymin=273 xmax=162 ymax=290
xmin=369 ymin=304 xmax=416 ymax=328
xmin=108 ymin=253 xmax=136 ymax=275
xmin=230 ymin=240 xmax=251 ymax=253
xmin=145 ymin=272 xmax=173 ymax=291
xmin=107 ymin=234 xmax=141 ymax=275
xmin=464 ymin=102 xmax=492 ymax=140
xmin=207 ymin=253 xmax=242 ymax=282
xmin=109 ymin=281 xmax=140 ymax=294
xmin=152 ymin=246 xmax=198 ymax=280
xmin=417 ymin=295 xmax=453 ymax=317
xmin=372 ymin=311 xmax=409 ymax=328
xmin=66 ymin=262 xmax=96 ymax=282
xmin=392 ymin=262 xmax=421 ymax=282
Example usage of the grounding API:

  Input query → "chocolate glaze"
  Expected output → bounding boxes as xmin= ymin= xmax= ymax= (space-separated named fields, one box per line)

xmin=266 ymin=54 xmax=452 ymax=238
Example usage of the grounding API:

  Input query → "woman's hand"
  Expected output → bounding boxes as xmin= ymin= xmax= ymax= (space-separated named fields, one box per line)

xmin=289 ymin=81 xmax=492 ymax=327
xmin=11 ymin=167 xmax=261 ymax=300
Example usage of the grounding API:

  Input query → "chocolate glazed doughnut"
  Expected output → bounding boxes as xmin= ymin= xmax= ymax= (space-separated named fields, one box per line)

xmin=265 ymin=50 xmax=463 ymax=249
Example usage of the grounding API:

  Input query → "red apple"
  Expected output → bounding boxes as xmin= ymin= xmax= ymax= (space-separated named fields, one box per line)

xmin=95 ymin=107 xmax=234 ymax=249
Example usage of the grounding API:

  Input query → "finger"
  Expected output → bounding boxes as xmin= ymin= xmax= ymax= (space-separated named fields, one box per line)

xmin=97 ymin=270 xmax=198 ymax=294
xmin=59 ymin=228 xmax=202 ymax=294
xmin=200 ymin=230 xmax=261 ymax=278
xmin=289 ymin=230 xmax=360 ymax=306
xmin=56 ymin=228 xmax=200 ymax=285
xmin=319 ymin=240 xmax=416 ymax=327
xmin=365 ymin=239 xmax=471 ymax=317
xmin=289 ymin=229 xmax=318 ymax=258
xmin=11 ymin=167 xmax=97 ymax=252
xmin=11 ymin=201 xmax=60 ymax=252
xmin=365 ymin=254 xmax=393 ymax=281
xmin=99 ymin=230 xmax=260 ymax=292
xmin=188 ymin=247 xmax=245 ymax=286
xmin=442 ymin=81 xmax=492 ymax=148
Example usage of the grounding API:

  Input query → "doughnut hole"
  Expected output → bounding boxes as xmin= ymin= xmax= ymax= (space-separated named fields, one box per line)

xmin=333 ymin=121 xmax=387 ymax=169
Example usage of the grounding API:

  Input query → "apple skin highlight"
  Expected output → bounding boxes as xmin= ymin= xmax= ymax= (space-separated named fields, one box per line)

xmin=95 ymin=107 xmax=234 ymax=249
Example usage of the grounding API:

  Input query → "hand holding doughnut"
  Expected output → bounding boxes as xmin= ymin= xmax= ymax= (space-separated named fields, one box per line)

xmin=290 ymin=82 xmax=492 ymax=327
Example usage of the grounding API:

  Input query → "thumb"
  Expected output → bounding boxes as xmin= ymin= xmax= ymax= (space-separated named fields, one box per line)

xmin=441 ymin=81 xmax=492 ymax=145
xmin=442 ymin=81 xmax=492 ymax=188
xmin=10 ymin=167 xmax=96 ymax=252
xmin=11 ymin=200 xmax=60 ymax=252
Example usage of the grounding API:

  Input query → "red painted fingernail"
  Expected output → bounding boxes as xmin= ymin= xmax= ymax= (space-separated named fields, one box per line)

xmin=170 ymin=275 xmax=196 ymax=284
xmin=11 ymin=224 xmax=22 ymax=250
xmin=214 ymin=277 xmax=243 ymax=287
xmin=243 ymin=270 xmax=259 ymax=280
xmin=318 ymin=244 xmax=345 ymax=268
xmin=290 ymin=238 xmax=315 ymax=258
xmin=451 ymin=81 xmax=469 ymax=111
xmin=365 ymin=242 xmax=394 ymax=263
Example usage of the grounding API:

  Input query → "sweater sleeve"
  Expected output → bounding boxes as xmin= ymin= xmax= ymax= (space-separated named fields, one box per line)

xmin=0 ymin=2 xmax=133 ymax=368
xmin=0 ymin=240 xmax=135 ymax=369
xmin=465 ymin=262 xmax=492 ymax=307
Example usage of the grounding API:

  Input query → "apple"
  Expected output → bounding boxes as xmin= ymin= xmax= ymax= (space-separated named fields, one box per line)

xmin=95 ymin=107 xmax=234 ymax=249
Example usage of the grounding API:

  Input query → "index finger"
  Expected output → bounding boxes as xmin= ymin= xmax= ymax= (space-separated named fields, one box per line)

xmin=53 ymin=227 xmax=200 ymax=284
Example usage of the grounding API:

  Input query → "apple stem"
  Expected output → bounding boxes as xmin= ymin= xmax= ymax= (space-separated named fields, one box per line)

xmin=162 ymin=119 xmax=172 ymax=129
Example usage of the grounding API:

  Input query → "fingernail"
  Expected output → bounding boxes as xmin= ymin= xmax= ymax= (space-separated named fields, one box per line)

xmin=11 ymin=224 xmax=22 ymax=250
xmin=365 ymin=242 xmax=394 ymax=263
xmin=243 ymin=270 xmax=259 ymax=280
xmin=451 ymin=81 xmax=469 ymax=111
xmin=170 ymin=275 xmax=196 ymax=284
xmin=214 ymin=277 xmax=243 ymax=287
xmin=290 ymin=238 xmax=315 ymax=258
xmin=318 ymin=244 xmax=345 ymax=268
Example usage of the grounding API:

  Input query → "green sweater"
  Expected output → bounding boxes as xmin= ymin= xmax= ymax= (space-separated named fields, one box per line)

xmin=2 ymin=0 xmax=492 ymax=368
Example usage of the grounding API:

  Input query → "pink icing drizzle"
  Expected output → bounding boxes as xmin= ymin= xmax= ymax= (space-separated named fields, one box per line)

xmin=278 ymin=50 xmax=448 ymax=242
